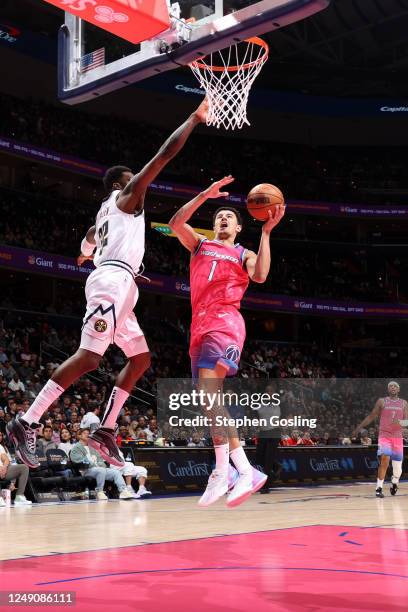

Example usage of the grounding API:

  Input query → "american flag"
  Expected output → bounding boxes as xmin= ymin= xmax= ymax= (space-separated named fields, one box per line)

xmin=80 ymin=48 xmax=105 ymax=74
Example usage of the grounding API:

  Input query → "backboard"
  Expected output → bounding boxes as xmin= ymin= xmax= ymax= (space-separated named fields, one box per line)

xmin=58 ymin=0 xmax=330 ymax=104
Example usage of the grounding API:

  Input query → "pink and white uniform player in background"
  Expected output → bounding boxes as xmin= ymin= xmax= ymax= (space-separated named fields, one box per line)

xmin=169 ymin=175 xmax=285 ymax=507
xmin=353 ymin=381 xmax=408 ymax=498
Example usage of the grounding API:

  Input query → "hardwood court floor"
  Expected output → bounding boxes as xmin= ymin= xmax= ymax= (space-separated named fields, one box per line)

xmin=1 ymin=483 xmax=408 ymax=611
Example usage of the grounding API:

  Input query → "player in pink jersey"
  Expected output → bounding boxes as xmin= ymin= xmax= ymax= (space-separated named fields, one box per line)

xmin=169 ymin=176 xmax=285 ymax=507
xmin=353 ymin=381 xmax=408 ymax=497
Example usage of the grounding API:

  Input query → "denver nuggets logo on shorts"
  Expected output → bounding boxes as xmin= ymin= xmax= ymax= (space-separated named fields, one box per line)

xmin=94 ymin=319 xmax=108 ymax=333
xmin=225 ymin=344 xmax=241 ymax=363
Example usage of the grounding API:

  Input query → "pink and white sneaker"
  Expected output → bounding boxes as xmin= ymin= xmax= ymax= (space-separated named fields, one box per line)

xmin=251 ymin=467 xmax=268 ymax=493
xmin=198 ymin=470 xmax=228 ymax=507
xmin=226 ymin=472 xmax=253 ymax=508
xmin=228 ymin=465 xmax=267 ymax=494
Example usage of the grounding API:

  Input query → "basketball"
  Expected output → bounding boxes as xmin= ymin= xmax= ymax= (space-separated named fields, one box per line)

xmin=246 ymin=183 xmax=285 ymax=221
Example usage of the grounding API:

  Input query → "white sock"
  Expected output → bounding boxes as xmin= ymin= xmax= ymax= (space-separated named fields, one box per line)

xmin=229 ymin=446 xmax=252 ymax=476
xmin=377 ymin=478 xmax=384 ymax=488
xmin=214 ymin=443 xmax=229 ymax=475
xmin=101 ymin=387 xmax=129 ymax=429
xmin=392 ymin=460 xmax=402 ymax=483
xmin=23 ymin=380 xmax=64 ymax=425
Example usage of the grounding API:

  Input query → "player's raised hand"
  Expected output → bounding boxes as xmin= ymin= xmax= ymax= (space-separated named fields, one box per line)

xmin=262 ymin=204 xmax=286 ymax=234
xmin=204 ymin=175 xmax=235 ymax=199
xmin=193 ymin=97 xmax=209 ymax=123
xmin=77 ymin=254 xmax=94 ymax=266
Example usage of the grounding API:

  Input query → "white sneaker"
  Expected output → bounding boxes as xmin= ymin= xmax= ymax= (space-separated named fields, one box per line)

xmin=14 ymin=495 xmax=32 ymax=506
xmin=228 ymin=464 xmax=240 ymax=491
xmin=252 ymin=468 xmax=268 ymax=493
xmin=198 ymin=470 xmax=228 ymax=507
xmin=138 ymin=486 xmax=152 ymax=497
xmin=0 ymin=496 xmax=6 ymax=507
xmin=96 ymin=491 xmax=108 ymax=501
xmin=119 ymin=488 xmax=134 ymax=500
xmin=226 ymin=472 xmax=253 ymax=508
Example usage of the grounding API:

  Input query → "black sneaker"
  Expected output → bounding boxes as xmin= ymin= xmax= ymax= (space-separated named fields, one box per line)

xmin=376 ymin=487 xmax=384 ymax=498
xmin=7 ymin=416 xmax=40 ymax=468
xmin=390 ymin=482 xmax=398 ymax=496
xmin=88 ymin=427 xmax=124 ymax=467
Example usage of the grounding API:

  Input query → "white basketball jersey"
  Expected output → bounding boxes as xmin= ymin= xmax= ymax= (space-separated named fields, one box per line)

xmin=93 ymin=189 xmax=145 ymax=273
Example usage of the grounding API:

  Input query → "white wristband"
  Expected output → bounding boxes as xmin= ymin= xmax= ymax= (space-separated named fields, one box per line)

xmin=81 ymin=237 xmax=95 ymax=256
xmin=399 ymin=420 xmax=408 ymax=427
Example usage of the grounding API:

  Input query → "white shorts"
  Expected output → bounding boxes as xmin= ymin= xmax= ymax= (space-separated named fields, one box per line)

xmin=119 ymin=463 xmax=148 ymax=479
xmin=80 ymin=266 xmax=148 ymax=357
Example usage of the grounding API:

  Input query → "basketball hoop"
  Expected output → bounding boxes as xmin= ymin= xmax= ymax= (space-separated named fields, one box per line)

xmin=189 ymin=37 xmax=268 ymax=130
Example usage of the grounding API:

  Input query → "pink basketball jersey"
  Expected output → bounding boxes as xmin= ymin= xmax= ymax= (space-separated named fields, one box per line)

xmin=190 ymin=239 xmax=249 ymax=314
xmin=379 ymin=397 xmax=404 ymax=437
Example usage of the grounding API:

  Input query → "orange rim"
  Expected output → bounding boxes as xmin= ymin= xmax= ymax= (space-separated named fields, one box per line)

xmin=190 ymin=36 xmax=269 ymax=72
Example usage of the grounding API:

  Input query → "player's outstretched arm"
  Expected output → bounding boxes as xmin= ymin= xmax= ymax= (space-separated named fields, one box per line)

xmin=245 ymin=205 xmax=285 ymax=283
xmin=351 ymin=398 xmax=383 ymax=438
xmin=116 ymin=99 xmax=208 ymax=215
xmin=77 ymin=225 xmax=96 ymax=266
xmin=169 ymin=176 xmax=234 ymax=252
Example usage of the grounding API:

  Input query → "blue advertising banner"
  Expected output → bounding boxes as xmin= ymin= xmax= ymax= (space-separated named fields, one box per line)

xmin=2 ymin=244 xmax=408 ymax=319
xmin=2 ymin=135 xmax=408 ymax=219
xmin=119 ymin=446 xmax=407 ymax=493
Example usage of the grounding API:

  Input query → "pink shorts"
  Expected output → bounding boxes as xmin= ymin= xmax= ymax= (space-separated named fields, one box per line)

xmin=377 ymin=436 xmax=403 ymax=461
xmin=190 ymin=307 xmax=245 ymax=378
xmin=80 ymin=266 xmax=148 ymax=357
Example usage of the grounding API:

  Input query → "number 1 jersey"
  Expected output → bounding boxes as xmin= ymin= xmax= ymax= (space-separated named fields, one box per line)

xmin=93 ymin=189 xmax=145 ymax=273
xmin=190 ymin=239 xmax=249 ymax=315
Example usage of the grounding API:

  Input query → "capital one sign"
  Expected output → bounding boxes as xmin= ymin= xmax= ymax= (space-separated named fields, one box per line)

xmin=42 ymin=0 xmax=170 ymax=44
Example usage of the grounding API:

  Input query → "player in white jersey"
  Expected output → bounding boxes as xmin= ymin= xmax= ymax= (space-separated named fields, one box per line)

xmin=353 ymin=381 xmax=408 ymax=498
xmin=7 ymin=99 xmax=208 ymax=469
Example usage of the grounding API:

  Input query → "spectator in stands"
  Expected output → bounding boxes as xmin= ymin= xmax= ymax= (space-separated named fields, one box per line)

xmin=128 ymin=421 xmax=140 ymax=440
xmin=289 ymin=430 xmax=302 ymax=446
xmin=8 ymin=374 xmax=25 ymax=393
xmin=51 ymin=421 xmax=62 ymax=444
xmin=58 ymin=428 xmax=74 ymax=456
xmin=0 ymin=409 xmax=6 ymax=435
xmin=0 ymin=347 xmax=8 ymax=364
xmin=116 ymin=425 xmax=132 ymax=446
xmin=1 ymin=361 xmax=16 ymax=381
xmin=36 ymin=425 xmax=57 ymax=456
xmin=299 ymin=432 xmax=316 ymax=446
xmin=70 ymin=428 xmax=133 ymax=500
xmin=0 ymin=431 xmax=31 ymax=506
xmin=188 ymin=432 xmax=205 ymax=447
xmin=18 ymin=360 xmax=33 ymax=381
xmin=360 ymin=430 xmax=372 ymax=446
xmin=80 ymin=403 xmax=101 ymax=432
xmin=135 ymin=430 xmax=148 ymax=442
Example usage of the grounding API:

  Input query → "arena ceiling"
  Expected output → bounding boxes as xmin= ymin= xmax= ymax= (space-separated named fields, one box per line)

xmin=3 ymin=0 xmax=408 ymax=97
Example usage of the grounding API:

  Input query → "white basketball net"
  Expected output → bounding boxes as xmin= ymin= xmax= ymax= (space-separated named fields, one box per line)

xmin=189 ymin=37 xmax=268 ymax=130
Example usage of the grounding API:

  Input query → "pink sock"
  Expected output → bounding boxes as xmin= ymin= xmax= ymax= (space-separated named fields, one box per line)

xmin=101 ymin=387 xmax=129 ymax=429
xmin=23 ymin=380 xmax=64 ymax=425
